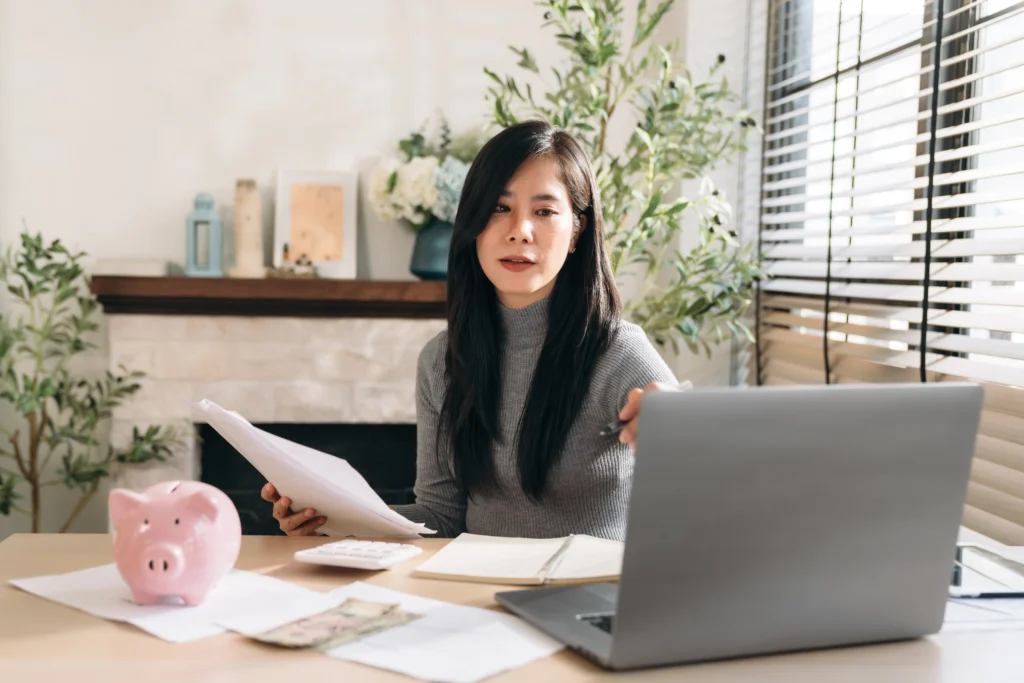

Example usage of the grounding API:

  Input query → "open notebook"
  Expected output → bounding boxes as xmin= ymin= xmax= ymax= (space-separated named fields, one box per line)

xmin=412 ymin=533 xmax=625 ymax=586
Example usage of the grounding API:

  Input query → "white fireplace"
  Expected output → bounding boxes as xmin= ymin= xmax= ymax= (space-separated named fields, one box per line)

xmin=106 ymin=312 xmax=446 ymax=491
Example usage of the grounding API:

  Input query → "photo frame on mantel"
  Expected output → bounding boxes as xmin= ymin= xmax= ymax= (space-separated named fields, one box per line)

xmin=273 ymin=169 xmax=358 ymax=279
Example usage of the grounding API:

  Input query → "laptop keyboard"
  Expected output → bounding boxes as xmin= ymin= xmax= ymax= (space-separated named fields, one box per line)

xmin=579 ymin=612 xmax=615 ymax=634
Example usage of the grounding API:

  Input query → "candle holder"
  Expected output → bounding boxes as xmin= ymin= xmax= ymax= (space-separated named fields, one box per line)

xmin=185 ymin=192 xmax=223 ymax=278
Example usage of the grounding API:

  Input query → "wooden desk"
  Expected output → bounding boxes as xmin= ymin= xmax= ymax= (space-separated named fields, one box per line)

xmin=2 ymin=534 xmax=1022 ymax=681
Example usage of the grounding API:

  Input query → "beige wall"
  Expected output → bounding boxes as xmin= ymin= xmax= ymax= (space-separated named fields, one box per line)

xmin=0 ymin=0 xmax=759 ymax=541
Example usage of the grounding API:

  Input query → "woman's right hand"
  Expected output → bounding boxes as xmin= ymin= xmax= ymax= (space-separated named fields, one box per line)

xmin=261 ymin=482 xmax=328 ymax=536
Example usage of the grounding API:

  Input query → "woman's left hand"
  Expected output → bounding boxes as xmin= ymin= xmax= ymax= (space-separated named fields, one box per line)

xmin=617 ymin=381 xmax=680 ymax=452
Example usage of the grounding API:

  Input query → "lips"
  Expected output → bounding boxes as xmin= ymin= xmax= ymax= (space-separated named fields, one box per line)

xmin=499 ymin=256 xmax=535 ymax=273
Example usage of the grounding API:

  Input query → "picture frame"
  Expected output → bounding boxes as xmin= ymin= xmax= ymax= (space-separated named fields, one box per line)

xmin=273 ymin=169 xmax=358 ymax=279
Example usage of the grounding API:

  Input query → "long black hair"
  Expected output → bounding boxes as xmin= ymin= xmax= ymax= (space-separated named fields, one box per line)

xmin=437 ymin=120 xmax=622 ymax=502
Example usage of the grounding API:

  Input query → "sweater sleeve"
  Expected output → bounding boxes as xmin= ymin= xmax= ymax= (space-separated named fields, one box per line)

xmin=391 ymin=332 xmax=467 ymax=538
xmin=606 ymin=322 xmax=680 ymax=415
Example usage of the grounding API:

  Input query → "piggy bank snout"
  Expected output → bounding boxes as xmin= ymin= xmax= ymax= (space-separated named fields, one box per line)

xmin=141 ymin=543 xmax=185 ymax=579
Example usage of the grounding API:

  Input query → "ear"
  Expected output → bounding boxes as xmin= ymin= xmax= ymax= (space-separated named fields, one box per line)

xmin=108 ymin=489 xmax=147 ymax=527
xmin=184 ymin=489 xmax=220 ymax=521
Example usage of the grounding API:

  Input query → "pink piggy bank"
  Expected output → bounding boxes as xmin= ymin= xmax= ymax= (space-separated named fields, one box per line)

xmin=109 ymin=480 xmax=242 ymax=606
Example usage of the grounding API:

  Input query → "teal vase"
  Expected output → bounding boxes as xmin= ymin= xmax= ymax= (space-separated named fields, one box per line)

xmin=410 ymin=218 xmax=453 ymax=280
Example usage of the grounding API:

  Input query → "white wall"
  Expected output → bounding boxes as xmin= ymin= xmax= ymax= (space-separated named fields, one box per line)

xmin=0 ymin=0 xmax=762 ymax=540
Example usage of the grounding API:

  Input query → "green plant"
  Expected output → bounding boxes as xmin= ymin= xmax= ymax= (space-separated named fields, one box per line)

xmin=0 ymin=231 xmax=185 ymax=532
xmin=484 ymin=0 xmax=764 ymax=356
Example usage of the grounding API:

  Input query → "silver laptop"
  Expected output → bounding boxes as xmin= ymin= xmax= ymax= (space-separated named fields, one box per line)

xmin=496 ymin=382 xmax=984 ymax=670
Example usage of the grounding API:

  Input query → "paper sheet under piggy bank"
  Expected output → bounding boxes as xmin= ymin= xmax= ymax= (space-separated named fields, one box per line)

xmin=191 ymin=399 xmax=434 ymax=539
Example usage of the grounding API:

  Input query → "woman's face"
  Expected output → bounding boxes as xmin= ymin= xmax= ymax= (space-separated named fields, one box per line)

xmin=476 ymin=156 xmax=582 ymax=309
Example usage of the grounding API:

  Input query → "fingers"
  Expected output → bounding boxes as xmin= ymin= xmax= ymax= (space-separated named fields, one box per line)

xmin=618 ymin=387 xmax=644 ymax=421
xmin=619 ymin=419 xmax=639 ymax=449
xmin=280 ymin=506 xmax=320 ymax=533
xmin=286 ymin=513 xmax=328 ymax=536
xmin=261 ymin=482 xmax=279 ymax=503
xmin=617 ymin=381 xmax=681 ymax=451
xmin=272 ymin=494 xmax=293 ymax=521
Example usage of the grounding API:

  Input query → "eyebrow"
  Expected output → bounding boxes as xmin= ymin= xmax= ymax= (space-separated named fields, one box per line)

xmin=499 ymin=190 xmax=563 ymax=202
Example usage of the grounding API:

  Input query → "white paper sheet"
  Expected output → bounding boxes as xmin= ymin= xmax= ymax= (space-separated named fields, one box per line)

xmin=8 ymin=564 xmax=339 ymax=643
xmin=942 ymin=598 xmax=1024 ymax=633
xmin=192 ymin=399 xmax=434 ymax=539
xmin=319 ymin=582 xmax=564 ymax=683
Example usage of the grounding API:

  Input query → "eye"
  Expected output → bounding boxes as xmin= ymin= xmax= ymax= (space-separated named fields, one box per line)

xmin=493 ymin=203 xmax=510 ymax=213
xmin=536 ymin=208 xmax=556 ymax=217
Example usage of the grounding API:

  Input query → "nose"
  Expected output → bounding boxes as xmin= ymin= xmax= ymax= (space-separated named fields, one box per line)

xmin=507 ymin=213 xmax=534 ymax=243
xmin=142 ymin=543 xmax=184 ymax=579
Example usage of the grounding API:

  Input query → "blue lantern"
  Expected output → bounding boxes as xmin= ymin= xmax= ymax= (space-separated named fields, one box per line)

xmin=185 ymin=192 xmax=223 ymax=277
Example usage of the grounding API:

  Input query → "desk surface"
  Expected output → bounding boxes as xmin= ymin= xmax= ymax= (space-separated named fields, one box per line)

xmin=2 ymin=533 xmax=1023 ymax=682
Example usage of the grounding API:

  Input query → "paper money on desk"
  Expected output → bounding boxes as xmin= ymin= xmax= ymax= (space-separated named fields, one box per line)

xmin=192 ymin=399 xmax=434 ymax=538
xmin=249 ymin=598 xmax=421 ymax=650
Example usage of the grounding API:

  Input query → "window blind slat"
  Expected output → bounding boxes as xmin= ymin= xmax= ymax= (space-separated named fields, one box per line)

xmin=961 ymin=505 xmax=1024 ymax=546
xmin=966 ymin=481 xmax=1024 ymax=530
xmin=974 ymin=434 xmax=1024 ymax=473
xmin=764 ymin=237 xmax=1024 ymax=259
xmin=764 ymin=295 xmax=1024 ymax=339
xmin=765 ymin=261 xmax=1024 ymax=283
xmin=972 ymin=458 xmax=1024 ymax=502
xmin=760 ymin=215 xmax=1024 ymax=241
xmin=764 ymin=279 xmax=1024 ymax=309
xmin=764 ymin=313 xmax=1024 ymax=362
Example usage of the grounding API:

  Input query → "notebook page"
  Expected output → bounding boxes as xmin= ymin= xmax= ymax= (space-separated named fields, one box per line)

xmin=413 ymin=534 xmax=567 ymax=582
xmin=548 ymin=535 xmax=625 ymax=581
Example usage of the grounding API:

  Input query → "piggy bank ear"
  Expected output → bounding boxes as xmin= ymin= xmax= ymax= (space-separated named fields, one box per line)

xmin=109 ymin=489 xmax=147 ymax=527
xmin=185 ymin=489 xmax=220 ymax=521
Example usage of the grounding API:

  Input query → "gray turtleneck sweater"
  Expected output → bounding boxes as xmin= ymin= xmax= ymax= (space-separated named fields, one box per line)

xmin=393 ymin=298 xmax=677 ymax=542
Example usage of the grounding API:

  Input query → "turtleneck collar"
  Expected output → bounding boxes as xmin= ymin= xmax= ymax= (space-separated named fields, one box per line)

xmin=498 ymin=296 xmax=550 ymax=342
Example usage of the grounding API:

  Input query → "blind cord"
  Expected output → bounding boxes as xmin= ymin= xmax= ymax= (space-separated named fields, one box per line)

xmin=823 ymin=2 xmax=846 ymax=385
xmin=921 ymin=0 xmax=946 ymax=383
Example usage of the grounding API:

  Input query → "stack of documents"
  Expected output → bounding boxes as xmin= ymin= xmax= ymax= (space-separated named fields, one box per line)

xmin=192 ymin=399 xmax=433 ymax=538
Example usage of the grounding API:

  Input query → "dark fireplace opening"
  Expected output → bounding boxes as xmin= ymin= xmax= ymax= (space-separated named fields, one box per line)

xmin=199 ymin=422 xmax=418 ymax=535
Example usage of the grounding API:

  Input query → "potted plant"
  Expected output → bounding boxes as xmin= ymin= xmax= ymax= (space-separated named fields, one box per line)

xmin=483 ymin=0 xmax=765 ymax=357
xmin=369 ymin=115 xmax=483 ymax=280
xmin=0 ymin=230 xmax=184 ymax=532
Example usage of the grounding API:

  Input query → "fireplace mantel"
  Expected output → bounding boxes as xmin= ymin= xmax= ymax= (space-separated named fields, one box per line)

xmin=90 ymin=276 xmax=447 ymax=318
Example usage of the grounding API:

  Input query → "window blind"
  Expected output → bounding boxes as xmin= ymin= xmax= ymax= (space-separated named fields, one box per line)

xmin=756 ymin=0 xmax=1024 ymax=544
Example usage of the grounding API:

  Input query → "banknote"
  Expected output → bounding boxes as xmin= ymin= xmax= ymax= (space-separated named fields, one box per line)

xmin=249 ymin=598 xmax=419 ymax=650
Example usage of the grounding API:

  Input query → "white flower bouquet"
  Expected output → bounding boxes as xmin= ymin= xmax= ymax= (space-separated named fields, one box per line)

xmin=368 ymin=116 xmax=482 ymax=231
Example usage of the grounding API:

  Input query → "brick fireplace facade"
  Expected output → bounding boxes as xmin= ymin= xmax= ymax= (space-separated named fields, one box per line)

xmin=106 ymin=312 xmax=446 ymax=493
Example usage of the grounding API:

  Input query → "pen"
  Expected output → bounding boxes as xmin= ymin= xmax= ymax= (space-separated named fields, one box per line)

xmin=599 ymin=380 xmax=693 ymax=437
xmin=599 ymin=418 xmax=629 ymax=437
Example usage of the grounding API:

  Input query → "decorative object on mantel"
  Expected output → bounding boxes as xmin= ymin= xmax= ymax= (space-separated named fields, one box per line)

xmin=266 ymin=244 xmax=318 ymax=279
xmin=273 ymin=169 xmax=358 ymax=280
xmin=369 ymin=114 xmax=484 ymax=280
xmin=0 ymin=230 xmax=186 ymax=533
xmin=185 ymin=192 xmax=224 ymax=278
xmin=228 ymin=178 xmax=266 ymax=279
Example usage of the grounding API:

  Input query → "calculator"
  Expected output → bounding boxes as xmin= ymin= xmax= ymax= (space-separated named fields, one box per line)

xmin=293 ymin=539 xmax=424 ymax=570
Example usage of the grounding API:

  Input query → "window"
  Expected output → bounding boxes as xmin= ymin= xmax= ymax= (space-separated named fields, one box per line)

xmin=757 ymin=0 xmax=1024 ymax=544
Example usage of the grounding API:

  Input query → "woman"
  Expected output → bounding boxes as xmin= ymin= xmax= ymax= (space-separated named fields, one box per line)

xmin=262 ymin=120 xmax=679 ymax=541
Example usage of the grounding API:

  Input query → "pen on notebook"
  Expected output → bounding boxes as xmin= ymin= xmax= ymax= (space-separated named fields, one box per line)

xmin=600 ymin=380 xmax=692 ymax=436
